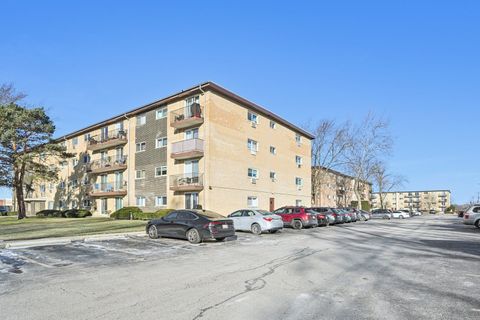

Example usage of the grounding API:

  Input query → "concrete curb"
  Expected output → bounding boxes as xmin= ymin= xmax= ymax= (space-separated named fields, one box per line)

xmin=2 ymin=231 xmax=147 ymax=249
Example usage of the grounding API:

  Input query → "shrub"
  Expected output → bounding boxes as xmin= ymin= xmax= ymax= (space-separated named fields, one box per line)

xmin=36 ymin=210 xmax=64 ymax=217
xmin=7 ymin=212 xmax=17 ymax=216
xmin=110 ymin=207 xmax=173 ymax=220
xmin=63 ymin=209 xmax=92 ymax=218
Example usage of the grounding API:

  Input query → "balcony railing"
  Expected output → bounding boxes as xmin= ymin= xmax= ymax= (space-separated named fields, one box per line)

xmin=87 ymin=129 xmax=128 ymax=151
xmin=170 ymin=173 xmax=204 ymax=192
xmin=170 ymin=104 xmax=204 ymax=129
xmin=171 ymin=139 xmax=204 ymax=160
xmin=87 ymin=156 xmax=128 ymax=174
xmin=89 ymin=181 xmax=128 ymax=197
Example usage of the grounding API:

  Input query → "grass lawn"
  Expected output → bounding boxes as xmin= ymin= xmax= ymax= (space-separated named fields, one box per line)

xmin=0 ymin=217 xmax=147 ymax=241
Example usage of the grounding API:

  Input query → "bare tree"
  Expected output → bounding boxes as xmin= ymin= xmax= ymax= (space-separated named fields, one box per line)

xmin=307 ymin=119 xmax=351 ymax=205
xmin=344 ymin=113 xmax=392 ymax=209
xmin=0 ymin=83 xmax=27 ymax=105
xmin=372 ymin=161 xmax=407 ymax=209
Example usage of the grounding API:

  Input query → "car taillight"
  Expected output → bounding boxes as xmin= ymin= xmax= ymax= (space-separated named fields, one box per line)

xmin=464 ymin=214 xmax=469 ymax=219
xmin=332 ymin=213 xmax=337 ymax=217
xmin=204 ymin=221 xmax=223 ymax=228
xmin=319 ymin=215 xmax=325 ymax=219
xmin=263 ymin=217 xmax=273 ymax=222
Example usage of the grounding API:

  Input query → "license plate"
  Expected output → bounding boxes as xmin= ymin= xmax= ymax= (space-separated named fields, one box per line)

xmin=222 ymin=224 xmax=228 ymax=229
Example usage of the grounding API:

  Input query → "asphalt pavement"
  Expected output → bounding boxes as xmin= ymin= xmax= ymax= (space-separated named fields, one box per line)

xmin=1 ymin=215 xmax=479 ymax=320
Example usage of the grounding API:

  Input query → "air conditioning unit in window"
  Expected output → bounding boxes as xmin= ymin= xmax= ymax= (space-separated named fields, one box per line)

xmin=271 ymin=178 xmax=276 ymax=182
xmin=297 ymin=164 xmax=302 ymax=168
xmin=297 ymin=185 xmax=303 ymax=191
xmin=251 ymin=121 xmax=257 ymax=128
xmin=251 ymin=178 xmax=257 ymax=184
xmin=250 ymin=149 xmax=257 ymax=155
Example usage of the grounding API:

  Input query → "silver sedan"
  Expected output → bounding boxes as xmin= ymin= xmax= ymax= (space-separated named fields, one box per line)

xmin=228 ymin=209 xmax=284 ymax=235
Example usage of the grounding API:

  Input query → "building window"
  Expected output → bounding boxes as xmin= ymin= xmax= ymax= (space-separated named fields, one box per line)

xmin=136 ymin=114 xmax=146 ymax=126
xmin=156 ymin=137 xmax=168 ymax=148
xmin=295 ymin=134 xmax=302 ymax=146
xmin=71 ymin=179 xmax=78 ymax=188
xmin=270 ymin=171 xmax=277 ymax=181
xmin=155 ymin=166 xmax=167 ymax=177
xmin=136 ymin=142 xmax=146 ymax=153
xmin=72 ymin=158 xmax=78 ymax=167
xmin=72 ymin=137 xmax=78 ymax=147
xmin=83 ymin=154 xmax=91 ymax=164
xmin=135 ymin=170 xmax=146 ymax=179
xmin=248 ymin=168 xmax=258 ymax=179
xmin=270 ymin=146 xmax=276 ymax=155
xmin=48 ymin=201 xmax=54 ymax=210
xmin=296 ymin=199 xmax=303 ymax=206
xmin=58 ymin=181 xmax=65 ymax=189
xmin=155 ymin=196 xmax=167 ymax=207
xmin=72 ymin=200 xmax=78 ymax=209
xmin=247 ymin=139 xmax=258 ymax=154
xmin=136 ymin=196 xmax=146 ymax=207
xmin=248 ymin=111 xmax=258 ymax=124
xmin=156 ymin=107 xmax=167 ymax=120
xmin=296 ymin=156 xmax=303 ymax=167
xmin=295 ymin=177 xmax=304 ymax=187
xmin=247 ymin=196 xmax=258 ymax=208
xmin=270 ymin=120 xmax=276 ymax=129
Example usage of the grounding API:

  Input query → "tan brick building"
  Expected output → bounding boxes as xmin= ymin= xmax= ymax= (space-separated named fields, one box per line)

xmin=371 ymin=190 xmax=451 ymax=212
xmin=312 ymin=167 xmax=372 ymax=208
xmin=19 ymin=82 xmax=313 ymax=216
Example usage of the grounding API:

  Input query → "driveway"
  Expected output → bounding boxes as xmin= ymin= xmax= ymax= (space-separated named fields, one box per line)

xmin=1 ymin=215 xmax=479 ymax=319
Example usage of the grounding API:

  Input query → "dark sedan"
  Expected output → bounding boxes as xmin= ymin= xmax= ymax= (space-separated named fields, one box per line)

xmin=146 ymin=210 xmax=236 ymax=244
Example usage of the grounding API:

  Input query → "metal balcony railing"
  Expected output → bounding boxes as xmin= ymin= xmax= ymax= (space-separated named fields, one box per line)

xmin=169 ymin=173 xmax=204 ymax=191
xmin=88 ymin=155 xmax=128 ymax=173
xmin=171 ymin=139 xmax=204 ymax=159
xmin=170 ymin=104 xmax=204 ymax=129
xmin=89 ymin=181 xmax=127 ymax=196
xmin=87 ymin=129 xmax=128 ymax=151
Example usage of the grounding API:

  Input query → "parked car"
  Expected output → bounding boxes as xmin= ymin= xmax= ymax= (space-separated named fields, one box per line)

xmin=371 ymin=209 xmax=392 ymax=219
xmin=400 ymin=209 xmax=412 ymax=217
xmin=463 ymin=205 xmax=480 ymax=228
xmin=391 ymin=210 xmax=410 ymax=219
xmin=429 ymin=209 xmax=436 ymax=214
xmin=273 ymin=207 xmax=318 ymax=229
xmin=146 ymin=210 xmax=236 ymax=244
xmin=310 ymin=207 xmax=337 ymax=224
xmin=228 ymin=209 xmax=283 ymax=235
xmin=0 ymin=206 xmax=8 ymax=216
xmin=411 ymin=210 xmax=422 ymax=216
xmin=359 ymin=210 xmax=371 ymax=221
xmin=340 ymin=209 xmax=352 ymax=223
xmin=457 ymin=211 xmax=465 ymax=218
xmin=345 ymin=209 xmax=358 ymax=222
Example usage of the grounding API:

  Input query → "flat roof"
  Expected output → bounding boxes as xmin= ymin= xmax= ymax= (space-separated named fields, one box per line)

xmin=372 ymin=190 xmax=451 ymax=194
xmin=55 ymin=81 xmax=315 ymax=141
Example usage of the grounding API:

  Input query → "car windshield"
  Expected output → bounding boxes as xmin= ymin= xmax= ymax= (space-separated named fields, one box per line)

xmin=195 ymin=210 xmax=225 ymax=219
xmin=257 ymin=210 xmax=273 ymax=216
xmin=306 ymin=209 xmax=318 ymax=214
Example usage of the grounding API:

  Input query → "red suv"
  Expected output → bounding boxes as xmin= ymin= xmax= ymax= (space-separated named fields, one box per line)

xmin=273 ymin=207 xmax=318 ymax=229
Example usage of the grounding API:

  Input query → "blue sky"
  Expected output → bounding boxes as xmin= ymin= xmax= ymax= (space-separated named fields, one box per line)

xmin=1 ymin=0 xmax=479 ymax=203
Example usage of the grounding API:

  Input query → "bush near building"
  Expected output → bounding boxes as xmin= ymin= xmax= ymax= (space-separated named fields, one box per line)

xmin=351 ymin=201 xmax=371 ymax=211
xmin=110 ymin=207 xmax=173 ymax=220
xmin=36 ymin=209 xmax=92 ymax=218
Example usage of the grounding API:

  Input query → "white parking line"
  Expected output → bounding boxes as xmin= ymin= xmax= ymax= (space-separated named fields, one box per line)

xmin=15 ymin=254 xmax=54 ymax=268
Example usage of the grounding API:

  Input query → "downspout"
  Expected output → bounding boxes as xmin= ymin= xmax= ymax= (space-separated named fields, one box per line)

xmin=198 ymin=84 xmax=207 ymax=210
xmin=123 ymin=113 xmax=130 ymax=208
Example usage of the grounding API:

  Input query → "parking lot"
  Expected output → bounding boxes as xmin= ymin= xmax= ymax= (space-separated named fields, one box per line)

xmin=1 ymin=215 xmax=479 ymax=320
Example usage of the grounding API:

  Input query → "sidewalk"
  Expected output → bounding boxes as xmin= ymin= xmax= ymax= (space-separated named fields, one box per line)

xmin=0 ymin=231 xmax=147 ymax=249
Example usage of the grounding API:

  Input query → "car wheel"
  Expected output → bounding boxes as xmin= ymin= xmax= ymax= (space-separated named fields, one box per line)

xmin=475 ymin=220 xmax=480 ymax=229
xmin=400 ymin=216 xmax=404 ymax=219
xmin=251 ymin=223 xmax=262 ymax=235
xmin=216 ymin=237 xmax=226 ymax=242
xmin=292 ymin=220 xmax=303 ymax=230
xmin=186 ymin=228 xmax=202 ymax=244
xmin=148 ymin=225 xmax=159 ymax=239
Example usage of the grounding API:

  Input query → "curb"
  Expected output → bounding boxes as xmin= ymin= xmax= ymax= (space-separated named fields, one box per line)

xmin=1 ymin=231 xmax=147 ymax=249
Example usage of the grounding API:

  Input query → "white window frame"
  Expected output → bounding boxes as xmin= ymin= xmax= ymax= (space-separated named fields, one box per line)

xmin=135 ymin=170 xmax=146 ymax=180
xmin=155 ymin=166 xmax=167 ymax=177
xmin=156 ymin=137 xmax=168 ymax=149
xmin=295 ymin=177 xmax=304 ymax=186
xmin=270 ymin=120 xmax=277 ymax=129
xmin=270 ymin=146 xmax=276 ymax=155
xmin=247 ymin=196 xmax=258 ymax=208
xmin=295 ymin=134 xmax=302 ymax=146
xmin=136 ymin=114 xmax=146 ymax=126
xmin=136 ymin=196 xmax=146 ymax=207
xmin=136 ymin=142 xmax=146 ymax=153
xmin=72 ymin=137 xmax=78 ymax=146
xmin=248 ymin=168 xmax=259 ymax=179
xmin=247 ymin=139 xmax=258 ymax=154
xmin=296 ymin=156 xmax=303 ymax=167
xmin=155 ymin=196 xmax=167 ymax=207
xmin=248 ymin=111 xmax=258 ymax=124
xmin=155 ymin=107 xmax=167 ymax=120
xmin=270 ymin=171 xmax=277 ymax=181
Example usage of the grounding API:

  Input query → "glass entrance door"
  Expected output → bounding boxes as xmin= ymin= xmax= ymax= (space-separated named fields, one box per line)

xmin=185 ymin=193 xmax=199 ymax=209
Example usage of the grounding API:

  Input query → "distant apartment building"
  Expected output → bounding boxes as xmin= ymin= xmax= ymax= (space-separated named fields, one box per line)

xmin=19 ymin=82 xmax=313 ymax=216
xmin=371 ymin=190 xmax=451 ymax=212
xmin=312 ymin=167 xmax=372 ymax=208
xmin=0 ymin=198 xmax=12 ymax=208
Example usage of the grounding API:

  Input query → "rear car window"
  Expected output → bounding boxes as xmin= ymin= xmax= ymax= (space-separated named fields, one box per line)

xmin=257 ymin=210 xmax=273 ymax=216
xmin=196 ymin=210 xmax=225 ymax=219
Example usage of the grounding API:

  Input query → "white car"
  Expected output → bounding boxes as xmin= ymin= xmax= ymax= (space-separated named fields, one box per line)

xmin=391 ymin=211 xmax=410 ymax=219
xmin=463 ymin=205 xmax=480 ymax=228
xmin=228 ymin=209 xmax=284 ymax=235
xmin=411 ymin=210 xmax=422 ymax=216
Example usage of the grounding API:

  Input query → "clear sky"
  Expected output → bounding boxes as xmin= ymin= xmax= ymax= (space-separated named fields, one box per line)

xmin=1 ymin=0 xmax=479 ymax=204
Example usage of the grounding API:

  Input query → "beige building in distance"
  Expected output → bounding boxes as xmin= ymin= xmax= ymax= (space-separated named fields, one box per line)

xmin=21 ymin=82 xmax=313 ymax=216
xmin=312 ymin=167 xmax=372 ymax=208
xmin=371 ymin=190 xmax=451 ymax=212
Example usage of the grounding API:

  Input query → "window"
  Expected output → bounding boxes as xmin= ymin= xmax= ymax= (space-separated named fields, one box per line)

xmin=136 ymin=142 xmax=146 ymax=153
xmin=295 ymin=177 xmax=304 ymax=187
xmin=59 ymin=161 xmax=67 ymax=168
xmin=247 ymin=139 xmax=258 ymax=154
xmin=72 ymin=159 xmax=78 ymax=167
xmin=270 ymin=171 xmax=277 ymax=181
xmin=58 ymin=181 xmax=65 ymax=189
xmin=72 ymin=200 xmax=78 ymax=209
xmin=185 ymin=128 xmax=199 ymax=140
xmin=155 ymin=196 xmax=167 ymax=207
xmin=48 ymin=201 xmax=54 ymax=210
xmin=296 ymin=199 xmax=303 ymax=206
xmin=270 ymin=120 xmax=276 ymax=129
xmin=72 ymin=137 xmax=78 ymax=147
xmin=230 ymin=211 xmax=243 ymax=218
xmin=248 ymin=168 xmax=258 ymax=179
xmin=135 ymin=170 xmax=146 ymax=179
xmin=155 ymin=166 xmax=167 ymax=177
xmin=39 ymin=184 xmax=46 ymax=193
xmin=247 ymin=196 xmax=258 ymax=208
xmin=136 ymin=114 xmax=146 ymax=126
xmin=295 ymin=134 xmax=302 ymax=146
xmin=83 ymin=154 xmax=91 ymax=164
xmin=136 ymin=196 xmax=146 ymax=207
xmin=156 ymin=107 xmax=167 ymax=119
xmin=296 ymin=156 xmax=303 ymax=167
xmin=270 ymin=146 xmax=276 ymax=155
xmin=71 ymin=179 xmax=78 ymax=188
xmin=156 ymin=137 xmax=167 ymax=148
xmin=83 ymin=176 xmax=89 ymax=185
xmin=178 ymin=212 xmax=197 ymax=220
xmin=248 ymin=111 xmax=258 ymax=123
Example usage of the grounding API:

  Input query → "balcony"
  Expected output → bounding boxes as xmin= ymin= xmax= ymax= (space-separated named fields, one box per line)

xmin=87 ymin=156 xmax=128 ymax=174
xmin=171 ymin=139 xmax=204 ymax=160
xmin=88 ymin=181 xmax=127 ymax=197
xmin=87 ymin=129 xmax=128 ymax=151
xmin=170 ymin=104 xmax=204 ymax=129
xmin=170 ymin=173 xmax=204 ymax=192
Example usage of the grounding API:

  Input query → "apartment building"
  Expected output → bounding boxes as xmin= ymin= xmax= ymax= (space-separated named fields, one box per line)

xmin=312 ymin=166 xmax=372 ymax=208
xmin=371 ymin=190 xmax=451 ymax=212
xmin=21 ymin=82 xmax=313 ymax=216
